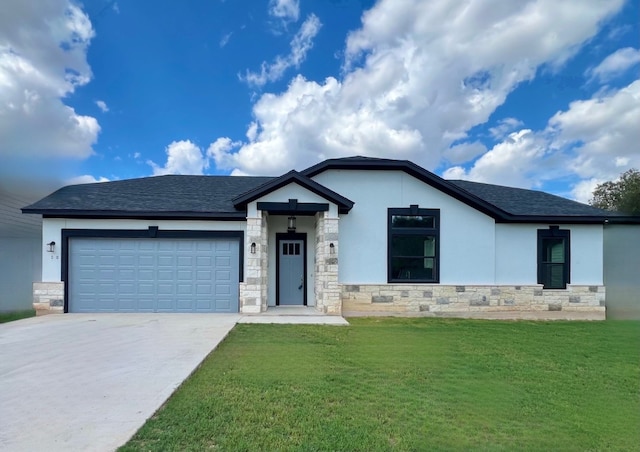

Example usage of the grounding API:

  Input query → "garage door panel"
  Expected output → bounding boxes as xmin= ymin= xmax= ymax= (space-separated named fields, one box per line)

xmin=197 ymin=256 xmax=212 ymax=266
xmin=69 ymin=237 xmax=239 ymax=313
xmin=197 ymin=270 xmax=211 ymax=280
xmin=216 ymin=283 xmax=231 ymax=295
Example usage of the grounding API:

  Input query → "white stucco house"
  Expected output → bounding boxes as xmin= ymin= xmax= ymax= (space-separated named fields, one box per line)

xmin=22 ymin=156 xmax=639 ymax=319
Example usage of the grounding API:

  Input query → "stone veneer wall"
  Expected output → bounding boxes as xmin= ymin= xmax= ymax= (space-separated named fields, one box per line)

xmin=240 ymin=212 xmax=268 ymax=313
xmin=33 ymin=282 xmax=65 ymax=315
xmin=342 ymin=284 xmax=606 ymax=319
xmin=314 ymin=212 xmax=341 ymax=314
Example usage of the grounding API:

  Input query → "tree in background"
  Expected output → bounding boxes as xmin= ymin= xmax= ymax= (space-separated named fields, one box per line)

xmin=589 ymin=169 xmax=640 ymax=215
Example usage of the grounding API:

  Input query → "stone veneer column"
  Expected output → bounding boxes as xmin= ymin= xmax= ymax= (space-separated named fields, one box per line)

xmin=33 ymin=282 xmax=65 ymax=315
xmin=314 ymin=212 xmax=340 ymax=314
xmin=240 ymin=211 xmax=268 ymax=313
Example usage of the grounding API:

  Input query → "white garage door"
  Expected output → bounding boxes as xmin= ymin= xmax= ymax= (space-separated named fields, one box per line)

xmin=68 ymin=238 xmax=239 ymax=313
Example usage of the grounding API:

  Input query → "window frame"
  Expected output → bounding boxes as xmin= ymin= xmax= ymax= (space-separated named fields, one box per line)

xmin=537 ymin=227 xmax=570 ymax=289
xmin=387 ymin=206 xmax=440 ymax=283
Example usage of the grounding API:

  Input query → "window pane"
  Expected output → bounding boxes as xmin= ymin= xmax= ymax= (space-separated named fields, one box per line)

xmin=282 ymin=243 xmax=288 ymax=255
xmin=543 ymin=263 xmax=565 ymax=289
xmin=392 ymin=215 xmax=435 ymax=228
xmin=391 ymin=257 xmax=434 ymax=280
xmin=543 ymin=238 xmax=565 ymax=263
xmin=392 ymin=236 xmax=436 ymax=258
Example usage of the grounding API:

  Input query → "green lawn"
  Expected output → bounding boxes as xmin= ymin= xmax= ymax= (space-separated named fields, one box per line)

xmin=0 ymin=309 xmax=35 ymax=323
xmin=121 ymin=318 xmax=640 ymax=451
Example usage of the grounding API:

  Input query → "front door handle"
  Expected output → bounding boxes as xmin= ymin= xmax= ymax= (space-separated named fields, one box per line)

xmin=298 ymin=276 xmax=303 ymax=290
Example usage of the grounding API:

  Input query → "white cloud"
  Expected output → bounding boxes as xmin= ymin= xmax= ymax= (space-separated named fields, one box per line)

xmin=96 ymin=100 xmax=109 ymax=112
xmin=147 ymin=140 xmax=209 ymax=175
xmin=219 ymin=0 xmax=625 ymax=176
xmin=268 ymin=0 xmax=300 ymax=23
xmin=242 ymin=14 xmax=321 ymax=87
xmin=444 ymin=79 xmax=640 ymax=199
xmin=489 ymin=117 xmax=524 ymax=140
xmin=66 ymin=174 xmax=110 ymax=185
xmin=0 ymin=1 xmax=99 ymax=159
xmin=586 ymin=47 xmax=640 ymax=83
xmin=219 ymin=32 xmax=232 ymax=48
xmin=571 ymin=178 xmax=604 ymax=204
xmin=444 ymin=129 xmax=550 ymax=188
xmin=548 ymin=79 xmax=640 ymax=180
xmin=443 ymin=141 xmax=487 ymax=165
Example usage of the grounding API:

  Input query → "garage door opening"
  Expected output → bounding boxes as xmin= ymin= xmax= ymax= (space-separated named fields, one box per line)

xmin=67 ymin=237 xmax=240 ymax=313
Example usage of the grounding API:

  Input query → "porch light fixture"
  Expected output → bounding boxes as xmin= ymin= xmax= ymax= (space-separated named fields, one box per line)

xmin=287 ymin=216 xmax=297 ymax=233
xmin=329 ymin=242 xmax=335 ymax=254
xmin=250 ymin=242 xmax=257 ymax=254
xmin=46 ymin=241 xmax=56 ymax=253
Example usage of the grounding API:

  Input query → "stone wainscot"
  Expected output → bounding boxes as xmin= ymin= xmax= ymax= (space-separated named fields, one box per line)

xmin=342 ymin=284 xmax=606 ymax=320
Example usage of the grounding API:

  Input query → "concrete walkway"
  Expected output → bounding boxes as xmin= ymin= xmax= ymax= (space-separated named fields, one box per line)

xmin=0 ymin=311 xmax=347 ymax=452
xmin=239 ymin=306 xmax=350 ymax=325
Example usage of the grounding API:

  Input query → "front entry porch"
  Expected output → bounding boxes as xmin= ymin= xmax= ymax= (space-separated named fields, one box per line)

xmin=239 ymin=206 xmax=341 ymax=315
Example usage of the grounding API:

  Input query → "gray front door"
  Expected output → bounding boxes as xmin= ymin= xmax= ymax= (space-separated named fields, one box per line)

xmin=278 ymin=239 xmax=305 ymax=305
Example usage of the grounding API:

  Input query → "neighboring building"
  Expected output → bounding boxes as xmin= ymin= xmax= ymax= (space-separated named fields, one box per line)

xmin=1 ymin=189 xmax=42 ymax=312
xmin=22 ymin=157 xmax=640 ymax=319
xmin=603 ymin=224 xmax=640 ymax=320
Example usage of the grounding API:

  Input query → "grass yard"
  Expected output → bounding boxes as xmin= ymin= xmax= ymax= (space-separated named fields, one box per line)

xmin=0 ymin=309 xmax=35 ymax=323
xmin=121 ymin=318 xmax=640 ymax=451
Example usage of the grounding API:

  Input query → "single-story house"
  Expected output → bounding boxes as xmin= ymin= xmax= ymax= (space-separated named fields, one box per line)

xmin=22 ymin=156 xmax=640 ymax=319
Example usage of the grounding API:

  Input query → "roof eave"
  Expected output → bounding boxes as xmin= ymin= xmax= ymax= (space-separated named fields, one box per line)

xmin=496 ymin=215 xmax=614 ymax=224
xmin=24 ymin=209 xmax=247 ymax=221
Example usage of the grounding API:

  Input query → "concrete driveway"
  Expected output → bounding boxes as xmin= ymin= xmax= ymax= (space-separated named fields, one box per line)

xmin=0 ymin=313 xmax=240 ymax=452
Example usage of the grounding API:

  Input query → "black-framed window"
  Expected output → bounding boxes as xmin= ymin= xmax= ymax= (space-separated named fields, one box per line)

xmin=388 ymin=206 xmax=440 ymax=283
xmin=537 ymin=227 xmax=570 ymax=289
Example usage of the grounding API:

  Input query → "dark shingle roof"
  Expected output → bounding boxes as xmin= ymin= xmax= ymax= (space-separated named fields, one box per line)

xmin=448 ymin=180 xmax=622 ymax=217
xmin=22 ymin=157 xmax=636 ymax=224
xmin=22 ymin=175 xmax=274 ymax=219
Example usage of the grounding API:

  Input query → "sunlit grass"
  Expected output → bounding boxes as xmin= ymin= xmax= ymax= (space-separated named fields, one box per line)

xmin=121 ymin=318 xmax=640 ymax=451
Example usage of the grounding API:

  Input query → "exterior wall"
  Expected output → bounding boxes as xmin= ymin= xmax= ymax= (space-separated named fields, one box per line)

xmin=37 ymin=218 xmax=246 ymax=314
xmin=312 ymin=170 xmax=496 ymax=284
xmin=312 ymin=169 xmax=607 ymax=319
xmin=247 ymin=185 xmax=339 ymax=217
xmin=0 ymin=237 xmax=41 ymax=312
xmin=41 ymin=218 xmax=246 ymax=281
xmin=494 ymin=224 xmax=537 ymax=284
xmin=495 ymin=224 xmax=604 ymax=285
xmin=342 ymin=284 xmax=605 ymax=319
xmin=604 ymin=224 xmax=640 ymax=319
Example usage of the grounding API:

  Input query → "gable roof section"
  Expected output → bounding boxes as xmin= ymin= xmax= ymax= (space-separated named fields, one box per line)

xmin=302 ymin=156 xmax=628 ymax=224
xmin=22 ymin=175 xmax=274 ymax=219
xmin=231 ymin=170 xmax=354 ymax=214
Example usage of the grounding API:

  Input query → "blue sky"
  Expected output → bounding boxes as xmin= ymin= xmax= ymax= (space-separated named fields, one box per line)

xmin=1 ymin=0 xmax=639 ymax=203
